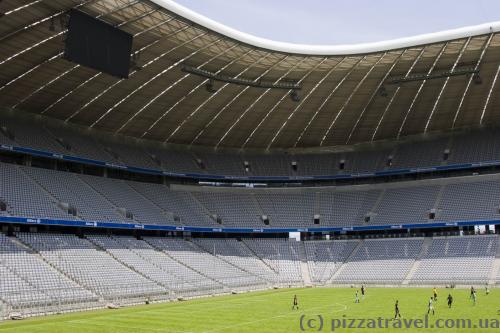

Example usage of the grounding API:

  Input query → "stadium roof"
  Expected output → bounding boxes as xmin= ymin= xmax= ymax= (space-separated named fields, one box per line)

xmin=1 ymin=0 xmax=500 ymax=149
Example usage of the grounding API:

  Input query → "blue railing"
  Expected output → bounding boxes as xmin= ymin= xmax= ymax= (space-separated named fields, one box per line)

xmin=1 ymin=143 xmax=499 ymax=182
xmin=0 ymin=216 xmax=497 ymax=234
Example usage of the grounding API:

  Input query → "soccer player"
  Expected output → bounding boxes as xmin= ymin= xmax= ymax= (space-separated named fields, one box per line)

xmin=355 ymin=290 xmax=360 ymax=303
xmin=292 ymin=294 xmax=299 ymax=310
xmin=470 ymin=286 xmax=475 ymax=299
xmin=485 ymin=285 xmax=490 ymax=295
xmin=433 ymin=287 xmax=438 ymax=301
xmin=394 ymin=300 xmax=401 ymax=319
xmin=447 ymin=294 xmax=453 ymax=308
xmin=472 ymin=290 xmax=477 ymax=306
xmin=361 ymin=285 xmax=365 ymax=299
xmin=428 ymin=297 xmax=435 ymax=315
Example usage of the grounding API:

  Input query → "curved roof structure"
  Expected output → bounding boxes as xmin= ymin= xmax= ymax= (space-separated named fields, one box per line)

xmin=1 ymin=0 xmax=500 ymax=149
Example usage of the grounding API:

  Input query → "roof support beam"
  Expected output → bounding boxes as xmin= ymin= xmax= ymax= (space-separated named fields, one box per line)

xmin=12 ymin=64 xmax=80 ymax=109
xmin=241 ymin=58 xmax=316 ymax=149
xmin=163 ymin=49 xmax=262 ymax=143
xmin=213 ymin=56 xmax=290 ymax=149
xmin=266 ymin=58 xmax=333 ymax=149
xmin=371 ymin=47 xmax=426 ymax=141
xmin=13 ymin=11 xmax=173 ymax=110
xmin=118 ymin=43 xmax=247 ymax=135
xmin=0 ymin=0 xmax=140 ymax=67
xmin=89 ymin=33 xmax=219 ymax=128
xmin=120 ymin=44 xmax=251 ymax=133
xmin=452 ymin=33 xmax=494 ymax=129
xmin=479 ymin=63 xmax=500 ymax=125
xmin=139 ymin=49 xmax=264 ymax=140
xmin=0 ymin=52 xmax=63 ymax=94
xmin=293 ymin=57 xmax=360 ymax=148
xmin=62 ymin=25 xmax=200 ymax=121
xmin=4 ymin=0 xmax=43 ymax=16
xmin=37 ymin=17 xmax=180 ymax=115
xmin=189 ymin=54 xmax=273 ymax=146
xmin=1 ymin=0 xmax=162 ymax=106
xmin=424 ymin=38 xmax=471 ymax=133
xmin=396 ymin=43 xmax=447 ymax=139
xmin=0 ymin=0 xmax=98 ymax=44
xmin=0 ymin=31 xmax=65 ymax=67
xmin=320 ymin=55 xmax=385 ymax=146
xmin=346 ymin=50 xmax=406 ymax=144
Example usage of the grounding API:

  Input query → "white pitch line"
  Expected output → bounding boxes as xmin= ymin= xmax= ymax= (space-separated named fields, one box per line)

xmin=61 ymin=288 xmax=301 ymax=327
xmin=201 ymin=295 xmax=355 ymax=333
xmin=66 ymin=320 xmax=193 ymax=333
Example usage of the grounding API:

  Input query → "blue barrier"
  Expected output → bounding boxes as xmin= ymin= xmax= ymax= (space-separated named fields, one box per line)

xmin=2 ymin=143 xmax=500 ymax=182
xmin=0 ymin=216 xmax=497 ymax=234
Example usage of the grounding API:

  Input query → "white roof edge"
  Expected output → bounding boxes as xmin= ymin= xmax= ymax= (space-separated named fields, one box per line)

xmin=150 ymin=0 xmax=500 ymax=55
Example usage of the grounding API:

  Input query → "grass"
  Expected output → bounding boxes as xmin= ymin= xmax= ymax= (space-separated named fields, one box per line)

xmin=0 ymin=287 xmax=498 ymax=332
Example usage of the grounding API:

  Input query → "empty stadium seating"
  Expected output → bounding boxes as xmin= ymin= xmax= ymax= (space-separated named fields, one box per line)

xmin=4 ymin=111 xmax=500 ymax=177
xmin=0 ymin=233 xmax=97 ymax=316
xmin=411 ymin=235 xmax=497 ymax=284
xmin=0 ymin=232 xmax=497 ymax=318
xmin=0 ymin=112 xmax=499 ymax=319
xmin=304 ymin=240 xmax=358 ymax=283
xmin=3 ymin=161 xmax=500 ymax=228
xmin=333 ymin=238 xmax=424 ymax=284
xmin=15 ymin=233 xmax=166 ymax=301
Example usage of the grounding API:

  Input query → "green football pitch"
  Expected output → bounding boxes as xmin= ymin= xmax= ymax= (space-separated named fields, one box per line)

xmin=0 ymin=287 xmax=498 ymax=333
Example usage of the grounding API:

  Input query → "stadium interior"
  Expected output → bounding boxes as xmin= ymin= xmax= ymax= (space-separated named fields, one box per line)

xmin=0 ymin=0 xmax=499 ymax=326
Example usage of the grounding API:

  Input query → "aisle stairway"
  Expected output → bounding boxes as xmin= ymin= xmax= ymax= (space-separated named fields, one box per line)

xmin=297 ymin=242 xmax=312 ymax=286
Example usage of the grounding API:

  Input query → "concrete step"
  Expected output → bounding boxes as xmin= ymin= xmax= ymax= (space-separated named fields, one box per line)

xmin=297 ymin=241 xmax=311 ymax=286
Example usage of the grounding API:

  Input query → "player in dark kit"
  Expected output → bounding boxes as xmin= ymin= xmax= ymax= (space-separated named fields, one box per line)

xmin=292 ymin=294 xmax=299 ymax=310
xmin=447 ymin=294 xmax=453 ymax=308
xmin=361 ymin=285 xmax=365 ymax=299
xmin=394 ymin=300 xmax=401 ymax=319
xmin=470 ymin=286 xmax=475 ymax=299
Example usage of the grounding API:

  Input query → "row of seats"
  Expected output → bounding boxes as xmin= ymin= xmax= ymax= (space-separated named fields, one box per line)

xmin=304 ymin=240 xmax=358 ymax=283
xmin=0 ymin=232 xmax=497 ymax=317
xmin=411 ymin=236 xmax=497 ymax=284
xmin=334 ymin=238 xmax=425 ymax=283
xmin=3 ymin=162 xmax=500 ymax=228
xmin=3 ymin=112 xmax=500 ymax=176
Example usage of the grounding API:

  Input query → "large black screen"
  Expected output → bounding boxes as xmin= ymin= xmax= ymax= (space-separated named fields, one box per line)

xmin=64 ymin=9 xmax=133 ymax=78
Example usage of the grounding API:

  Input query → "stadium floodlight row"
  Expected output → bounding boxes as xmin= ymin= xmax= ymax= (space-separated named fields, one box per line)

xmin=0 ymin=232 xmax=498 ymax=318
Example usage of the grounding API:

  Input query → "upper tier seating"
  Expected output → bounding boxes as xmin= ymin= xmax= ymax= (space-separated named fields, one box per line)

xmin=0 ymin=163 xmax=71 ymax=220
xmin=3 ymin=112 xmax=500 ymax=177
xmin=2 ymin=162 xmax=500 ymax=228
xmin=78 ymin=174 xmax=174 ymax=225
xmin=22 ymin=166 xmax=125 ymax=222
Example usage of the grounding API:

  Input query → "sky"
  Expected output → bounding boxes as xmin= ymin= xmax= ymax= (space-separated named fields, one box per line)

xmin=174 ymin=0 xmax=500 ymax=45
